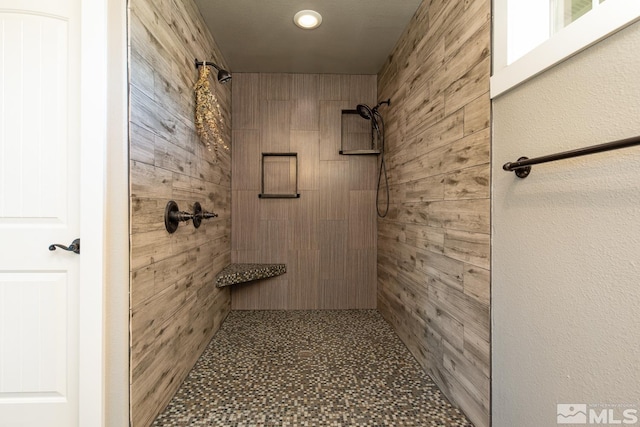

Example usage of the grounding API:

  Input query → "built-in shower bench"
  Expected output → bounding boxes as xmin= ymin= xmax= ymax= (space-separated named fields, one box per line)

xmin=215 ymin=263 xmax=287 ymax=288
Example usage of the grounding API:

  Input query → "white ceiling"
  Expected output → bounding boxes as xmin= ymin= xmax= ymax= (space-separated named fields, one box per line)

xmin=193 ymin=0 xmax=423 ymax=74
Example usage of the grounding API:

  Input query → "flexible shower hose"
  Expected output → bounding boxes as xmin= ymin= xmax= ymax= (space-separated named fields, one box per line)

xmin=376 ymin=116 xmax=389 ymax=218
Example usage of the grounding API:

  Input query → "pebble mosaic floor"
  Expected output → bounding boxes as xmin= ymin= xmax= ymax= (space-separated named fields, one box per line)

xmin=152 ymin=310 xmax=474 ymax=427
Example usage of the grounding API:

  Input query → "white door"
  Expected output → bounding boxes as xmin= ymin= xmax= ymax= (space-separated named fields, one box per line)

xmin=0 ymin=0 xmax=83 ymax=425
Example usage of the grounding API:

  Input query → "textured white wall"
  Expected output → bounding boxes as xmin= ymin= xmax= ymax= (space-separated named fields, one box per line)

xmin=492 ymin=22 xmax=640 ymax=427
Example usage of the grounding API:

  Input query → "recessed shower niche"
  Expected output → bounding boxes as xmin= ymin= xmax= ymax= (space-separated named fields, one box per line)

xmin=259 ymin=152 xmax=300 ymax=199
xmin=340 ymin=109 xmax=381 ymax=155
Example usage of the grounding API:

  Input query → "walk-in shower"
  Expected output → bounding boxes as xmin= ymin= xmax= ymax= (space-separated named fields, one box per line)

xmin=356 ymin=99 xmax=390 ymax=217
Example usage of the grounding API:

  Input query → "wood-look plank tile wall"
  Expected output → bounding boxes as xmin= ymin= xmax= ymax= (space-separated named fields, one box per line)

xmin=376 ymin=1 xmax=491 ymax=426
xmin=232 ymin=73 xmax=378 ymax=310
xmin=128 ymin=0 xmax=231 ymax=425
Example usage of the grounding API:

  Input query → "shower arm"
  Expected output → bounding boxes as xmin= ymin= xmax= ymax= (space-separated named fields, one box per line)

xmin=195 ymin=59 xmax=223 ymax=71
xmin=376 ymin=99 xmax=391 ymax=108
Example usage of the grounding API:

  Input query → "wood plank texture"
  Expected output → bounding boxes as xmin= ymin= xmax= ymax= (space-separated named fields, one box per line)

xmin=377 ymin=1 xmax=491 ymax=426
xmin=232 ymin=73 xmax=377 ymax=309
xmin=128 ymin=0 xmax=231 ymax=425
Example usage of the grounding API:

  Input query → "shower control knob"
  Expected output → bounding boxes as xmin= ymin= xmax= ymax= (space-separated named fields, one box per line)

xmin=193 ymin=202 xmax=218 ymax=229
xmin=164 ymin=201 xmax=195 ymax=233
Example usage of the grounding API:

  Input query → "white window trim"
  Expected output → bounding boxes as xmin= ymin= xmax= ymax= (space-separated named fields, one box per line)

xmin=491 ymin=0 xmax=640 ymax=98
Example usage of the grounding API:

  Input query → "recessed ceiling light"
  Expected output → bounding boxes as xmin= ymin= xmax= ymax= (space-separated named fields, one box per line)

xmin=294 ymin=10 xmax=322 ymax=29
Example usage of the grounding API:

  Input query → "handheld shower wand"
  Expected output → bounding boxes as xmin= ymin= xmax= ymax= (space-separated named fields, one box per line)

xmin=356 ymin=99 xmax=390 ymax=131
xmin=355 ymin=99 xmax=391 ymax=217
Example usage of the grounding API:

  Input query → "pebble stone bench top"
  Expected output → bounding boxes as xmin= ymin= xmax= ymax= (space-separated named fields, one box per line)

xmin=215 ymin=263 xmax=287 ymax=288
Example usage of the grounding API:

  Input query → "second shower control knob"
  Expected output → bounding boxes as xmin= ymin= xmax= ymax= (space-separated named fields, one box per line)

xmin=193 ymin=202 xmax=218 ymax=229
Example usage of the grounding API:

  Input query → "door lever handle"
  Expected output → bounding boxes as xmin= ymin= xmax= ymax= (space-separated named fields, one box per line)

xmin=49 ymin=238 xmax=80 ymax=254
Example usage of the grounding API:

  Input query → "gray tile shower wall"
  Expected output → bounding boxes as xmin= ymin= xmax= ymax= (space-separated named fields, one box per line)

xmin=376 ymin=1 xmax=491 ymax=426
xmin=231 ymin=73 xmax=379 ymax=309
xmin=128 ymin=0 xmax=232 ymax=425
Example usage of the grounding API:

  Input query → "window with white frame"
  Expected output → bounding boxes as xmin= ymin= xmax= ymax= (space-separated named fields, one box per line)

xmin=552 ymin=0 xmax=607 ymax=34
xmin=492 ymin=0 xmax=640 ymax=97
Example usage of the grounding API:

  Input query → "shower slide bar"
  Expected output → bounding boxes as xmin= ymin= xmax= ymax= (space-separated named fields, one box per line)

xmin=502 ymin=134 xmax=640 ymax=178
